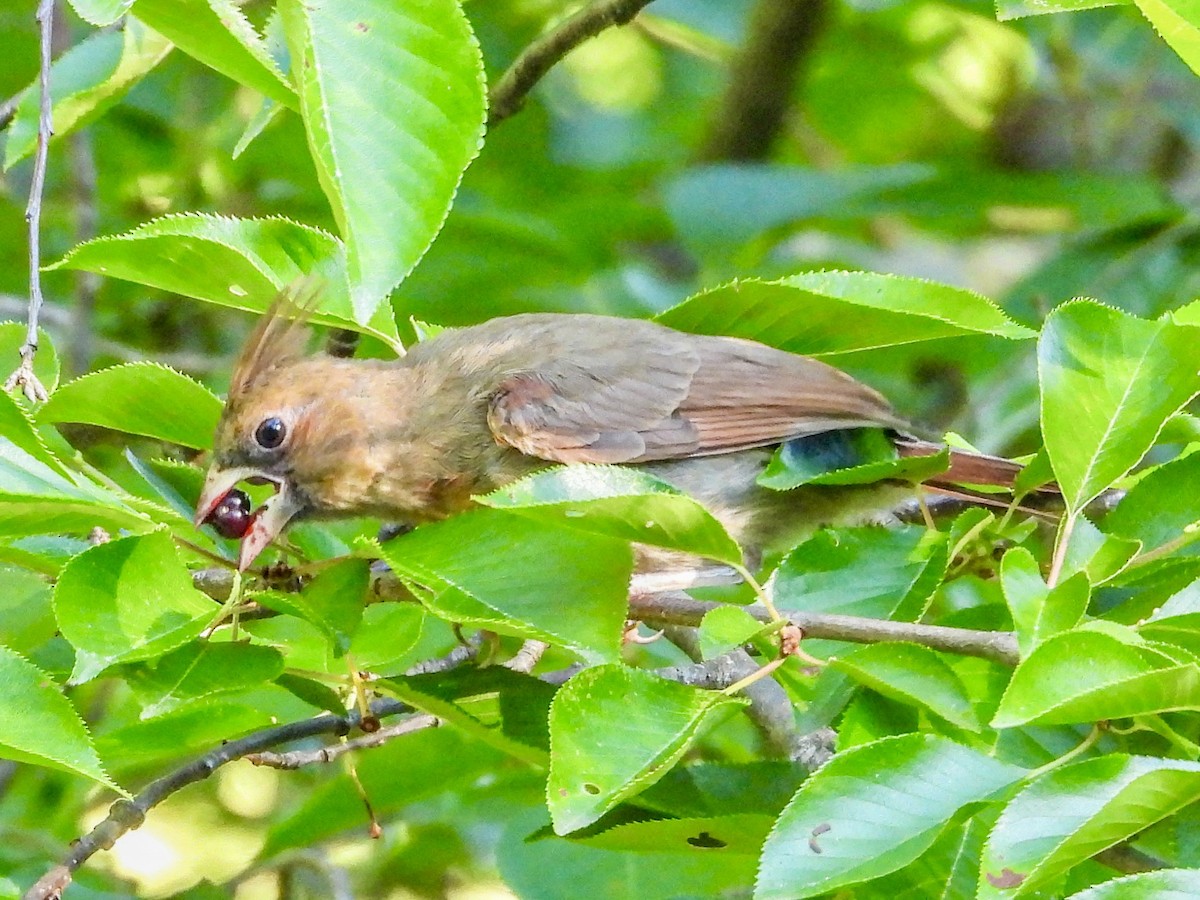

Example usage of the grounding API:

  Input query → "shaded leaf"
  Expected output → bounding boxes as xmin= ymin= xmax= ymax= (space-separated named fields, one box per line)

xmin=5 ymin=20 xmax=170 ymax=167
xmin=130 ymin=641 xmax=285 ymax=717
xmin=548 ymin=665 xmax=747 ymax=834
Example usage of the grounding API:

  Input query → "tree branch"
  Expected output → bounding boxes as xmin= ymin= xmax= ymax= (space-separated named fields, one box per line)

xmin=699 ymin=0 xmax=830 ymax=161
xmin=487 ymin=0 xmax=657 ymax=128
xmin=246 ymin=714 xmax=440 ymax=770
xmin=629 ymin=591 xmax=1021 ymax=666
xmin=4 ymin=0 xmax=55 ymax=404
xmin=22 ymin=698 xmax=412 ymax=900
xmin=660 ymin=625 xmax=835 ymax=769
xmin=190 ymin=566 xmax=1020 ymax=665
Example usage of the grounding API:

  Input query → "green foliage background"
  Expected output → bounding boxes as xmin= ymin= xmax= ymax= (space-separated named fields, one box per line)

xmin=2 ymin=0 xmax=1200 ymax=897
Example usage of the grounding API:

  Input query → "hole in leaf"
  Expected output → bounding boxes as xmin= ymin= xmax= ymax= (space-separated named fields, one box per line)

xmin=686 ymin=831 xmax=726 ymax=849
xmin=583 ymin=783 xmax=600 ymax=795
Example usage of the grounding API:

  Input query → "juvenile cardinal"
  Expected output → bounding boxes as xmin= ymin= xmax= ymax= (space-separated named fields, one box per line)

xmin=195 ymin=292 xmax=1024 ymax=570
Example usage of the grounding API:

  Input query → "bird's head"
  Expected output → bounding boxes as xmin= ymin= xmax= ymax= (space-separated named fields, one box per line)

xmin=195 ymin=288 xmax=332 ymax=570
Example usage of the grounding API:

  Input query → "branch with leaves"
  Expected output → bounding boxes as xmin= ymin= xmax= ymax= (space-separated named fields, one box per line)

xmin=22 ymin=699 xmax=414 ymax=900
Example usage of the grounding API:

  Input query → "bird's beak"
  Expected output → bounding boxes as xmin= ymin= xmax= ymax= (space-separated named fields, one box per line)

xmin=195 ymin=466 xmax=305 ymax=571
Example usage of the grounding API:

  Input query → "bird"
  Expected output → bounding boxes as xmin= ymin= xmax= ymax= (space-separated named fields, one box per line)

xmin=194 ymin=290 xmax=1028 ymax=571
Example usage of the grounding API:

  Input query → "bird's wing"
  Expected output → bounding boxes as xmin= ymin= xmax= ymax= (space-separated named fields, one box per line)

xmin=486 ymin=325 xmax=906 ymax=464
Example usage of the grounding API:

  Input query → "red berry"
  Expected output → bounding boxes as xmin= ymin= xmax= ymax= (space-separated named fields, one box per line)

xmin=207 ymin=489 xmax=252 ymax=539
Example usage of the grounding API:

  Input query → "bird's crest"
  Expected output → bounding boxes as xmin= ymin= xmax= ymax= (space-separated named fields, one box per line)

xmin=228 ymin=279 xmax=324 ymax=402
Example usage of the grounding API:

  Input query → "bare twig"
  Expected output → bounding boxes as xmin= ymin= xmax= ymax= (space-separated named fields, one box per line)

xmin=4 ymin=0 xmax=55 ymax=404
xmin=506 ymin=639 xmax=550 ymax=674
xmin=21 ymin=698 xmax=411 ymax=900
xmin=404 ymin=637 xmax=480 ymax=675
xmin=699 ymin=0 xmax=830 ymax=161
xmin=487 ymin=0 xmax=657 ymax=127
xmin=662 ymin=626 xmax=834 ymax=769
xmin=247 ymin=714 xmax=440 ymax=770
xmin=630 ymin=591 xmax=1021 ymax=666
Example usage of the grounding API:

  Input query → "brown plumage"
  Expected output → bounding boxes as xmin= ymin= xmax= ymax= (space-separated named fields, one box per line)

xmin=196 ymin=295 xmax=1031 ymax=570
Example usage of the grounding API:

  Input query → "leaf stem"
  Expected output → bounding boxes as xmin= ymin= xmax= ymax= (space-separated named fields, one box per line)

xmin=1025 ymin=723 xmax=1101 ymax=781
xmin=1046 ymin=510 xmax=1077 ymax=588
xmin=731 ymin=562 xmax=781 ymax=621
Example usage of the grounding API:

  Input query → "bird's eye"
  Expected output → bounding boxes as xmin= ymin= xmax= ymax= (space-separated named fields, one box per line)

xmin=255 ymin=417 xmax=287 ymax=449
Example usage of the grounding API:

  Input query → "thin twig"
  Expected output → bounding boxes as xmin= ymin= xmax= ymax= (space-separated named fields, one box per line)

xmin=487 ymin=0 xmax=657 ymax=127
xmin=662 ymin=626 xmax=834 ymax=769
xmin=4 ymin=0 xmax=55 ymax=404
xmin=247 ymin=714 xmax=440 ymax=769
xmin=505 ymin=639 xmax=550 ymax=674
xmin=21 ymin=699 xmax=411 ymax=900
xmin=630 ymin=591 xmax=1021 ymax=666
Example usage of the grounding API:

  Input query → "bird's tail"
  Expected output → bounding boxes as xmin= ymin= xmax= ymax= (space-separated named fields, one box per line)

xmin=895 ymin=437 xmax=1058 ymax=494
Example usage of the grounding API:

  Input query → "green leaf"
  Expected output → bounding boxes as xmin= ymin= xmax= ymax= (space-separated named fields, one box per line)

xmin=479 ymin=466 xmax=742 ymax=565
xmin=264 ymin=559 xmax=368 ymax=656
xmin=0 ymin=435 xmax=150 ymax=538
xmin=1066 ymin=869 xmax=1200 ymax=898
xmin=5 ymin=21 xmax=172 ymax=168
xmin=129 ymin=641 xmax=285 ymax=718
xmin=54 ymin=531 xmax=215 ymax=682
xmin=1001 ymin=548 xmax=1089 ymax=655
xmin=547 ymin=664 xmax=747 ymax=834
xmin=998 ymin=0 xmax=1128 ymax=20
xmin=0 ymin=567 xmax=55 ymax=654
xmin=0 ymin=386 xmax=70 ymax=478
xmin=39 ymin=363 xmax=223 ymax=450
xmin=1102 ymin=450 xmax=1200 ymax=552
xmin=260 ymin=726 xmax=505 ymax=859
xmin=574 ymin=813 xmax=773 ymax=856
xmin=346 ymin=602 xmax=425 ymax=674
xmin=382 ymin=508 xmax=631 ymax=663
xmin=50 ymin=214 xmax=399 ymax=345
xmin=381 ymin=667 xmax=556 ymax=765
xmin=756 ymin=734 xmax=1025 ymax=899
xmin=1060 ymin=516 xmax=1141 ymax=585
xmin=979 ymin=755 xmax=1200 ymax=897
xmin=0 ymin=643 xmax=125 ymax=793
xmin=1136 ymin=0 xmax=1200 ymax=79
xmin=499 ymin=808 xmax=758 ymax=900
xmin=992 ymin=629 xmax=1200 ymax=727
xmin=698 ymin=606 xmax=773 ymax=661
xmin=656 ymin=271 xmax=1033 ymax=358
xmin=131 ymin=0 xmax=297 ymax=110
xmin=774 ymin=527 xmax=949 ymax=620
xmin=279 ymin=0 xmax=486 ymax=322
xmin=67 ymin=0 xmax=135 ymax=25
xmin=758 ymin=432 xmax=949 ymax=490
xmin=831 ymin=642 xmax=980 ymax=730
xmin=1038 ymin=301 xmax=1200 ymax=513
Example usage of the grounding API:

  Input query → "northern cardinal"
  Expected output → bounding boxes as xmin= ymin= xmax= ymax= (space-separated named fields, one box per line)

xmin=195 ymin=292 xmax=1024 ymax=570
